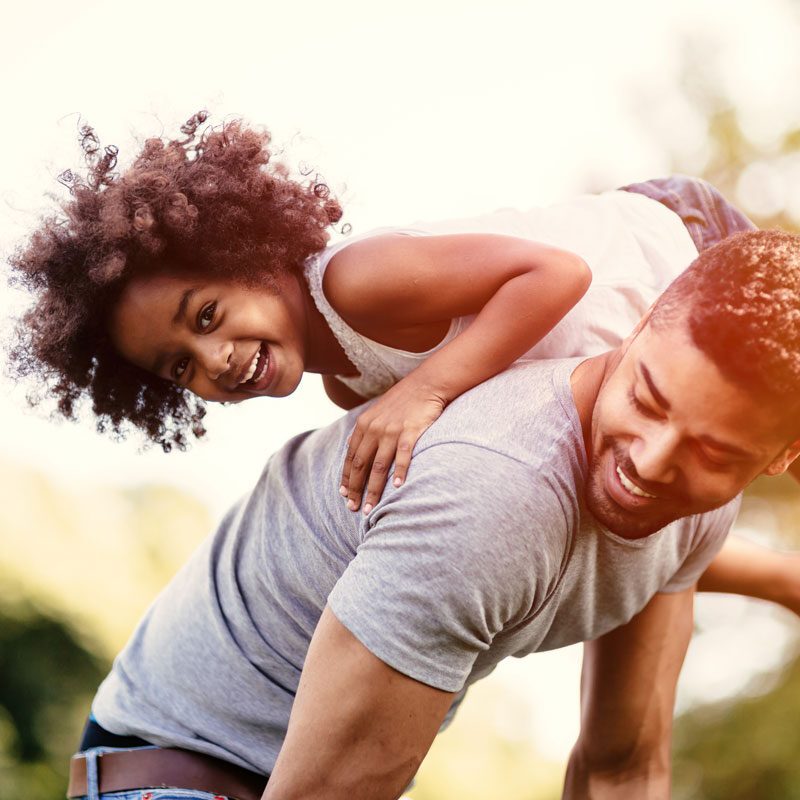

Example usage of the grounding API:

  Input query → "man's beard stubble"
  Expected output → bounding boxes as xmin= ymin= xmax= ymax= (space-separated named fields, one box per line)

xmin=583 ymin=437 xmax=694 ymax=539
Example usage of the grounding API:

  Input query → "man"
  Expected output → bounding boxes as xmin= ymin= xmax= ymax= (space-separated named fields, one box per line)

xmin=70 ymin=219 xmax=800 ymax=799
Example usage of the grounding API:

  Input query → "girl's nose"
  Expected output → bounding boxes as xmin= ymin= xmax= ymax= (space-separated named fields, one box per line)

xmin=196 ymin=339 xmax=233 ymax=381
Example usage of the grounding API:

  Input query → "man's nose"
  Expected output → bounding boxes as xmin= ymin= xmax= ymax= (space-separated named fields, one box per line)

xmin=629 ymin=428 xmax=679 ymax=486
xmin=195 ymin=338 xmax=233 ymax=381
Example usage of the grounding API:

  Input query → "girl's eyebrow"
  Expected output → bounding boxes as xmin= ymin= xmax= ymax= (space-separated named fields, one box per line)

xmin=172 ymin=288 xmax=199 ymax=325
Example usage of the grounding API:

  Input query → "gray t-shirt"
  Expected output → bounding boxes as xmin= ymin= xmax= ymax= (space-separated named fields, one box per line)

xmin=92 ymin=358 xmax=739 ymax=774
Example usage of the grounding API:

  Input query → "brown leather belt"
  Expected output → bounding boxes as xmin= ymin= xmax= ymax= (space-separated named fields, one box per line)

xmin=67 ymin=747 xmax=268 ymax=800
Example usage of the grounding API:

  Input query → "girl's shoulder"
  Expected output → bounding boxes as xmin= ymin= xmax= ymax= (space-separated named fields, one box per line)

xmin=314 ymin=228 xmax=428 ymax=322
xmin=315 ymin=226 xmax=427 ymax=275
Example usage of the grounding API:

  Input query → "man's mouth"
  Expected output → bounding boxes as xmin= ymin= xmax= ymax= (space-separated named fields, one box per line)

xmin=615 ymin=465 xmax=658 ymax=498
xmin=602 ymin=454 xmax=661 ymax=513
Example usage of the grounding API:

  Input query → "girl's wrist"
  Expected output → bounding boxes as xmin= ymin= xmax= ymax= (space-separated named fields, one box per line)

xmin=417 ymin=356 xmax=495 ymax=404
xmin=402 ymin=367 xmax=459 ymax=404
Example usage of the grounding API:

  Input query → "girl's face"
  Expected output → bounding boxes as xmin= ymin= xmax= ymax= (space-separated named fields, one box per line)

xmin=109 ymin=272 xmax=310 ymax=403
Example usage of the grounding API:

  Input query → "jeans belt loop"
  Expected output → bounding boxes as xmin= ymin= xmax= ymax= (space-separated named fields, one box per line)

xmin=85 ymin=749 xmax=101 ymax=800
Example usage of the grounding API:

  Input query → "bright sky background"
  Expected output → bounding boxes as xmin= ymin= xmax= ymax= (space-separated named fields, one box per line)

xmin=3 ymin=0 xmax=800 ymax=765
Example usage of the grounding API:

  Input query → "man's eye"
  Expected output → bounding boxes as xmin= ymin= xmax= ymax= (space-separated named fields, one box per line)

xmin=198 ymin=302 xmax=217 ymax=330
xmin=697 ymin=446 xmax=729 ymax=468
xmin=174 ymin=357 xmax=190 ymax=380
xmin=629 ymin=391 xmax=658 ymax=418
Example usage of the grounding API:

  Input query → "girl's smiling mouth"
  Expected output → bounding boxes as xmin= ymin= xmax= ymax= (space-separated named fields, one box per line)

xmin=239 ymin=344 xmax=265 ymax=385
xmin=238 ymin=342 xmax=276 ymax=394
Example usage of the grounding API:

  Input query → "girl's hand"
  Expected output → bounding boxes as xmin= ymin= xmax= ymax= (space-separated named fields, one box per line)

xmin=340 ymin=380 xmax=447 ymax=514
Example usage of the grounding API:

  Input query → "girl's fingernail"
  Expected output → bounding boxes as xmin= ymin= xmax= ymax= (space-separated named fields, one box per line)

xmin=339 ymin=485 xmax=348 ymax=496
xmin=363 ymin=503 xmax=373 ymax=515
xmin=347 ymin=499 xmax=357 ymax=511
xmin=393 ymin=477 xmax=403 ymax=487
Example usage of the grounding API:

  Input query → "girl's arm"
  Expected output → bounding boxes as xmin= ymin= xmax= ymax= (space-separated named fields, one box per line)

xmin=697 ymin=536 xmax=800 ymax=617
xmin=324 ymin=232 xmax=592 ymax=513
xmin=322 ymin=374 xmax=369 ymax=411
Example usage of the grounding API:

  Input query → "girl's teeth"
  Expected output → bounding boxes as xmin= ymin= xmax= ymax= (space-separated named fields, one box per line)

xmin=241 ymin=349 xmax=259 ymax=384
xmin=252 ymin=350 xmax=268 ymax=383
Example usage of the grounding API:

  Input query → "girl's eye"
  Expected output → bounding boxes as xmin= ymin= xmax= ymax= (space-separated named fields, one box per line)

xmin=198 ymin=302 xmax=217 ymax=330
xmin=174 ymin=357 xmax=190 ymax=380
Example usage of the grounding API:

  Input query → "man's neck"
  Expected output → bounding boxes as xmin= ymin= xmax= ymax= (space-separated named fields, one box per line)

xmin=570 ymin=351 xmax=617 ymax=461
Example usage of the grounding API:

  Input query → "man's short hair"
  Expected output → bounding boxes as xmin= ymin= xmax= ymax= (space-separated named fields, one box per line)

xmin=649 ymin=229 xmax=800 ymax=401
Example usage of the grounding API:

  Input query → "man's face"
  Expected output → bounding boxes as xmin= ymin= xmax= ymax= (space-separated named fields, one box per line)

xmin=586 ymin=319 xmax=800 ymax=538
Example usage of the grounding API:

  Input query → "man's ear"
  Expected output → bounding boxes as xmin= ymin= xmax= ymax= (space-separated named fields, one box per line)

xmin=763 ymin=439 xmax=800 ymax=477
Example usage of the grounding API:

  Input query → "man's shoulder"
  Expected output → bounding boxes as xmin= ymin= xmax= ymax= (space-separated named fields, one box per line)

xmin=376 ymin=426 xmax=582 ymax=571
xmin=689 ymin=494 xmax=743 ymax=538
xmin=415 ymin=358 xmax=585 ymax=468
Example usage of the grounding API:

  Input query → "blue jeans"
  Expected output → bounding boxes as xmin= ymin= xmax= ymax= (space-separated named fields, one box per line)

xmin=620 ymin=174 xmax=756 ymax=252
xmin=74 ymin=746 xmax=230 ymax=800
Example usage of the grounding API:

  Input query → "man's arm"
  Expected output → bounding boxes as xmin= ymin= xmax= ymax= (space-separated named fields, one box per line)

xmin=262 ymin=606 xmax=455 ymax=800
xmin=563 ymin=588 xmax=694 ymax=800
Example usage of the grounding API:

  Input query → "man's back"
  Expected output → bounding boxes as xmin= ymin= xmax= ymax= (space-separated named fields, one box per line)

xmin=91 ymin=359 xmax=737 ymax=774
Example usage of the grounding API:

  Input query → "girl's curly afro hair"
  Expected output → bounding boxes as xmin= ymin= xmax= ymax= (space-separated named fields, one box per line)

xmin=8 ymin=111 xmax=343 ymax=451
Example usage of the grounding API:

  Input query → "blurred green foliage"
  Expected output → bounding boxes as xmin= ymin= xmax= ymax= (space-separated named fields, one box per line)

xmin=0 ymin=460 xmax=211 ymax=800
xmin=662 ymin=34 xmax=800 ymax=236
xmin=674 ymin=652 xmax=800 ymax=799
xmin=0 ymin=601 xmax=107 ymax=800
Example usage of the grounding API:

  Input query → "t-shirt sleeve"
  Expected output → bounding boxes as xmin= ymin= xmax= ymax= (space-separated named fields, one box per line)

xmin=659 ymin=496 xmax=742 ymax=593
xmin=327 ymin=443 xmax=570 ymax=693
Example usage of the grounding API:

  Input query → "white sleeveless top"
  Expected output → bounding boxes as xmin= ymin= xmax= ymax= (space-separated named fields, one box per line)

xmin=303 ymin=190 xmax=699 ymax=398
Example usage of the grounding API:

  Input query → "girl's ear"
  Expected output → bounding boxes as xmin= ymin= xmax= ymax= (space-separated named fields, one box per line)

xmin=763 ymin=439 xmax=800 ymax=477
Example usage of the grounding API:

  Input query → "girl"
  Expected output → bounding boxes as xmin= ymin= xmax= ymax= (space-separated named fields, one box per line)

xmin=9 ymin=112 xmax=800 ymax=616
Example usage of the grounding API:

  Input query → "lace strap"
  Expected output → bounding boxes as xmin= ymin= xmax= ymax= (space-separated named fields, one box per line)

xmin=303 ymin=253 xmax=397 ymax=398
